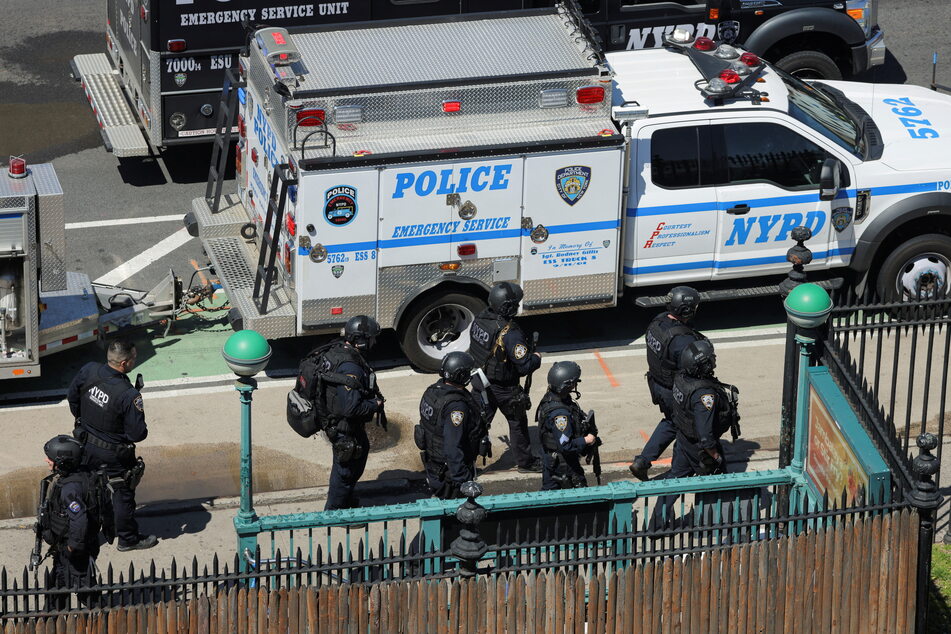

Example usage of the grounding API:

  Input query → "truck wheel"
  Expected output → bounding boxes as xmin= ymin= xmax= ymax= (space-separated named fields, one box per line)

xmin=876 ymin=234 xmax=951 ymax=301
xmin=399 ymin=292 xmax=486 ymax=372
xmin=774 ymin=51 xmax=842 ymax=80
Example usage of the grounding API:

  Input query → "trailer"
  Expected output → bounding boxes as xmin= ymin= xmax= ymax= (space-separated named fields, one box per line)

xmin=0 ymin=158 xmax=183 ymax=380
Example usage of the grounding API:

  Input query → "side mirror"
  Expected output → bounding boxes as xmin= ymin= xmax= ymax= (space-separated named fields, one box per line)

xmin=819 ymin=158 xmax=843 ymax=201
xmin=135 ymin=373 xmax=145 ymax=391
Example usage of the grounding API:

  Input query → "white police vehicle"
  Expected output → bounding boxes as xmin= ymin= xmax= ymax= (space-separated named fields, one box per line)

xmin=186 ymin=5 xmax=949 ymax=371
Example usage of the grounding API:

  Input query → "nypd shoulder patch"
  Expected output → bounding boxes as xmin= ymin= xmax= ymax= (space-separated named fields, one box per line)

xmin=701 ymin=394 xmax=715 ymax=411
xmin=554 ymin=415 xmax=568 ymax=432
xmin=450 ymin=410 xmax=465 ymax=426
xmin=68 ymin=501 xmax=82 ymax=514
xmin=133 ymin=395 xmax=144 ymax=412
xmin=513 ymin=344 xmax=528 ymax=360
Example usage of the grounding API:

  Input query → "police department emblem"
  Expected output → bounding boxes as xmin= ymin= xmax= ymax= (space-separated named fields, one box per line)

xmin=513 ymin=344 xmax=528 ymax=359
xmin=68 ymin=501 xmax=82 ymax=514
xmin=555 ymin=166 xmax=591 ymax=206
xmin=554 ymin=415 xmax=568 ymax=432
xmin=332 ymin=265 xmax=344 ymax=278
xmin=717 ymin=21 xmax=740 ymax=43
xmin=174 ymin=73 xmax=187 ymax=88
xmin=701 ymin=394 xmax=715 ymax=411
xmin=832 ymin=207 xmax=853 ymax=232
xmin=324 ymin=186 xmax=357 ymax=226
xmin=133 ymin=395 xmax=144 ymax=412
xmin=603 ymin=240 xmax=610 ymax=248
xmin=450 ymin=411 xmax=465 ymax=427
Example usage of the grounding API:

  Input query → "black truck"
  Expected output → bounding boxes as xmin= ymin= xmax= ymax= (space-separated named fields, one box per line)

xmin=71 ymin=0 xmax=884 ymax=157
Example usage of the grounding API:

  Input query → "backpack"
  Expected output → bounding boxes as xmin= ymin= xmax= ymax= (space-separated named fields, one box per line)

xmin=40 ymin=469 xmax=114 ymax=547
xmin=286 ymin=341 xmax=364 ymax=438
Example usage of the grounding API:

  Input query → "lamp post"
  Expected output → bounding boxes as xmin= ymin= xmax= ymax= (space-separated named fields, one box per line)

xmin=222 ymin=330 xmax=272 ymax=553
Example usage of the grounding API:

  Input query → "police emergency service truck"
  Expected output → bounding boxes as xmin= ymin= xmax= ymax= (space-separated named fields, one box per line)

xmin=0 ymin=159 xmax=181 ymax=380
xmin=186 ymin=6 xmax=946 ymax=372
xmin=71 ymin=0 xmax=882 ymax=157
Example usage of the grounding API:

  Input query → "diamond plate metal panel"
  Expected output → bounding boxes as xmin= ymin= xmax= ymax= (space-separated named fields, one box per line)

xmin=0 ymin=217 xmax=24 ymax=252
xmin=192 ymin=194 xmax=250 ymax=239
xmin=149 ymin=54 xmax=162 ymax=144
xmin=30 ymin=164 xmax=66 ymax=292
xmin=301 ymin=295 xmax=376 ymax=331
xmin=522 ymin=272 xmax=616 ymax=314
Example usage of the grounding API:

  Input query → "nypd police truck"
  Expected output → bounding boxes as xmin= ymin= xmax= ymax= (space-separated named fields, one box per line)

xmin=186 ymin=5 xmax=946 ymax=372
xmin=71 ymin=0 xmax=882 ymax=157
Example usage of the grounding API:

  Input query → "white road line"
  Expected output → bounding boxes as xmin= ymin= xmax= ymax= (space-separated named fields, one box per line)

xmin=94 ymin=228 xmax=193 ymax=286
xmin=66 ymin=214 xmax=184 ymax=230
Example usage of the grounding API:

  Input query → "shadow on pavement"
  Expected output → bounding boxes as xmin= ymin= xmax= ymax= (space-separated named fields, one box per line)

xmin=136 ymin=505 xmax=213 ymax=541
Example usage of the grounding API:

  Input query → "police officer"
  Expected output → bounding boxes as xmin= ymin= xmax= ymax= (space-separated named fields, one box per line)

xmin=67 ymin=340 xmax=156 ymax=552
xmin=537 ymin=362 xmax=599 ymax=490
xmin=42 ymin=435 xmax=103 ymax=609
xmin=630 ymin=286 xmax=705 ymax=481
xmin=667 ymin=340 xmax=737 ymax=478
xmin=417 ymin=352 xmax=484 ymax=499
xmin=468 ymin=282 xmax=543 ymax=473
xmin=323 ymin=315 xmax=386 ymax=511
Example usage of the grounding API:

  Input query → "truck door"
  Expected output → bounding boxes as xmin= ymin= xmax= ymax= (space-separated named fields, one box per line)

xmin=711 ymin=120 xmax=839 ymax=279
xmin=624 ymin=121 xmax=718 ymax=287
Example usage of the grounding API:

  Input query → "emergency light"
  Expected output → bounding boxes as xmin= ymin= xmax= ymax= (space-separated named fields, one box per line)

xmin=167 ymin=39 xmax=186 ymax=53
xmin=576 ymin=86 xmax=605 ymax=104
xmin=7 ymin=157 xmax=26 ymax=179
xmin=296 ymin=109 xmax=325 ymax=126
xmin=693 ymin=37 xmax=716 ymax=52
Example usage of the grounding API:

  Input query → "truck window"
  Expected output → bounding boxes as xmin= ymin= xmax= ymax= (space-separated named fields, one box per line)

xmin=717 ymin=123 xmax=831 ymax=190
xmin=650 ymin=127 xmax=701 ymax=189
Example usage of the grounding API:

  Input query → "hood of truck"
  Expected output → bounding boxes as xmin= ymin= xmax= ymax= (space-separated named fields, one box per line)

xmin=827 ymin=81 xmax=951 ymax=171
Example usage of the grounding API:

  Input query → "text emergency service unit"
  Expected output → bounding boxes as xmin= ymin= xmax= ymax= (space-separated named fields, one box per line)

xmin=188 ymin=7 xmax=951 ymax=371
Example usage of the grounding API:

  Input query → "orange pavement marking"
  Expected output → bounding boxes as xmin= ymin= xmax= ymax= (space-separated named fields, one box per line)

xmin=593 ymin=350 xmax=620 ymax=387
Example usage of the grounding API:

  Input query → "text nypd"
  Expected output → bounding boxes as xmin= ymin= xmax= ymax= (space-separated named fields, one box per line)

xmin=179 ymin=3 xmax=349 ymax=26
xmin=392 ymin=165 xmax=512 ymax=198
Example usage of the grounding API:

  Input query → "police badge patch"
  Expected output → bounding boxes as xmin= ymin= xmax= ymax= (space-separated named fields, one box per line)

xmin=133 ymin=395 xmax=144 ymax=412
xmin=68 ymin=501 xmax=82 ymax=514
xmin=832 ymin=207 xmax=853 ymax=232
xmin=555 ymin=166 xmax=591 ymax=206
xmin=174 ymin=73 xmax=187 ymax=88
xmin=554 ymin=415 xmax=568 ymax=432
xmin=701 ymin=394 xmax=715 ymax=411
xmin=717 ymin=20 xmax=740 ymax=44
xmin=450 ymin=411 xmax=465 ymax=426
xmin=324 ymin=186 xmax=358 ymax=226
xmin=513 ymin=344 xmax=528 ymax=359
xmin=332 ymin=265 xmax=344 ymax=278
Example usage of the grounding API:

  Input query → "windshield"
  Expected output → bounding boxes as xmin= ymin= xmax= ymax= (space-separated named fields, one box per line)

xmin=777 ymin=69 xmax=865 ymax=159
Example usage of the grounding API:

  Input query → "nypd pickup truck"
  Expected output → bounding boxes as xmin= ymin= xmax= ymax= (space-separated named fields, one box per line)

xmin=186 ymin=5 xmax=949 ymax=371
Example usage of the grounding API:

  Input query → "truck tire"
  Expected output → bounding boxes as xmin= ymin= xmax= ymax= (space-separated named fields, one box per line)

xmin=876 ymin=234 xmax=951 ymax=301
xmin=774 ymin=50 xmax=842 ymax=80
xmin=399 ymin=292 xmax=487 ymax=372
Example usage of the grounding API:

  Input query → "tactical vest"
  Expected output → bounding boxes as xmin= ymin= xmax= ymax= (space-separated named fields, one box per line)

xmin=469 ymin=310 xmax=519 ymax=384
xmin=645 ymin=314 xmax=702 ymax=388
xmin=41 ymin=471 xmax=111 ymax=548
xmin=671 ymin=374 xmax=739 ymax=442
xmin=297 ymin=341 xmax=373 ymax=426
xmin=536 ymin=391 xmax=583 ymax=454
xmin=79 ymin=366 xmax=135 ymax=435
xmin=418 ymin=381 xmax=482 ymax=466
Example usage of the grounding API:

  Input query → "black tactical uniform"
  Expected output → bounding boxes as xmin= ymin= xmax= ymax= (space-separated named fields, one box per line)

xmin=417 ymin=352 xmax=483 ymax=499
xmin=67 ymin=356 xmax=152 ymax=550
xmin=632 ymin=286 xmax=705 ymax=480
xmin=469 ymin=282 xmax=542 ymax=472
xmin=537 ymin=361 xmax=597 ymax=490
xmin=322 ymin=316 xmax=384 ymax=511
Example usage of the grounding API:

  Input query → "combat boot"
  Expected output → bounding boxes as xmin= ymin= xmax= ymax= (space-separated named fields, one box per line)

xmin=629 ymin=457 xmax=651 ymax=481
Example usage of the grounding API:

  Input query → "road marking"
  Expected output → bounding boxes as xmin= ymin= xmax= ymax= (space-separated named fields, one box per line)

xmin=94 ymin=228 xmax=193 ymax=286
xmin=66 ymin=214 xmax=183 ymax=230
xmin=593 ymin=350 xmax=620 ymax=388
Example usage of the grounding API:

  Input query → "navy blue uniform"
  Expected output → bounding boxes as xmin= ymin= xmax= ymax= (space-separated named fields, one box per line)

xmin=49 ymin=475 xmax=101 ymax=609
xmin=67 ymin=362 xmax=146 ymax=547
xmin=418 ymin=380 xmax=481 ymax=499
xmin=666 ymin=378 xmax=724 ymax=478
xmin=537 ymin=394 xmax=588 ymax=490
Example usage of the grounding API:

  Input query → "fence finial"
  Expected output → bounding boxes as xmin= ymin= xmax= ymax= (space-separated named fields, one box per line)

xmin=911 ymin=432 xmax=940 ymax=506
xmin=910 ymin=432 xmax=942 ymax=633
xmin=450 ymin=481 xmax=487 ymax=577
xmin=779 ymin=226 xmax=813 ymax=298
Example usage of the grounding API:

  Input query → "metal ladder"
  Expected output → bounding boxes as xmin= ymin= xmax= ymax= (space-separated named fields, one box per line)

xmin=205 ymin=68 xmax=244 ymax=213
xmin=253 ymin=164 xmax=296 ymax=314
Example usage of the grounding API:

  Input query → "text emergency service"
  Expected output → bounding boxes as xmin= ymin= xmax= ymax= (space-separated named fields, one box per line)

xmin=178 ymin=3 xmax=350 ymax=27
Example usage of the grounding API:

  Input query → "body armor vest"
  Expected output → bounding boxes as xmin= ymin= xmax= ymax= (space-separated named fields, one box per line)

xmin=419 ymin=382 xmax=482 ymax=466
xmin=41 ymin=471 xmax=106 ymax=548
xmin=79 ymin=366 xmax=135 ymax=435
xmin=671 ymin=374 xmax=738 ymax=441
xmin=537 ymin=391 xmax=583 ymax=454
xmin=469 ymin=310 xmax=519 ymax=384
xmin=311 ymin=341 xmax=373 ymax=424
xmin=645 ymin=314 xmax=702 ymax=388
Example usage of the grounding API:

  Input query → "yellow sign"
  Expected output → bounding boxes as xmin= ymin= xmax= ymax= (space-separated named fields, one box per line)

xmin=804 ymin=387 xmax=868 ymax=505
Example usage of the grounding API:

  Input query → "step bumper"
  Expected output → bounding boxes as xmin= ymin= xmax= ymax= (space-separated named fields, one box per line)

xmin=71 ymin=53 xmax=150 ymax=158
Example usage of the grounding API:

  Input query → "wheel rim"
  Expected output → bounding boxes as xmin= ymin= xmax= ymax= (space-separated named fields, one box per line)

xmin=415 ymin=303 xmax=475 ymax=362
xmin=895 ymin=252 xmax=951 ymax=299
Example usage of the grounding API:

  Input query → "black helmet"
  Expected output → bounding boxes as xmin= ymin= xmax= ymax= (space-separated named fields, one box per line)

xmin=344 ymin=315 xmax=381 ymax=351
xmin=667 ymin=286 xmax=701 ymax=322
xmin=547 ymin=361 xmax=582 ymax=395
xmin=441 ymin=351 xmax=474 ymax=385
xmin=44 ymin=435 xmax=83 ymax=473
xmin=488 ymin=282 xmax=524 ymax=318
xmin=680 ymin=339 xmax=716 ymax=378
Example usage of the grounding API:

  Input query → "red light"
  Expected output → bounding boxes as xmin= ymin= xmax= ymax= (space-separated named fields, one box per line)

xmin=457 ymin=244 xmax=476 ymax=257
xmin=708 ymin=9 xmax=719 ymax=20
xmin=272 ymin=32 xmax=287 ymax=45
xmin=739 ymin=52 xmax=760 ymax=67
xmin=8 ymin=157 xmax=26 ymax=179
xmin=286 ymin=215 xmax=296 ymax=237
xmin=167 ymin=39 xmax=186 ymax=53
xmin=693 ymin=37 xmax=715 ymax=51
xmin=251 ymin=147 xmax=258 ymax=165
xmin=442 ymin=101 xmax=462 ymax=113
xmin=331 ymin=307 xmax=343 ymax=315
xmin=719 ymin=69 xmax=741 ymax=84
xmin=238 ymin=114 xmax=246 ymax=138
xmin=139 ymin=6 xmax=147 ymax=20
xmin=576 ymin=86 xmax=605 ymax=104
xmin=279 ymin=53 xmax=288 ymax=61
xmin=296 ymin=109 xmax=325 ymax=126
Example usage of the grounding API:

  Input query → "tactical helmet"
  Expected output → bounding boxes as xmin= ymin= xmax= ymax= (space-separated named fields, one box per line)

xmin=667 ymin=286 xmax=701 ymax=322
xmin=44 ymin=435 xmax=83 ymax=473
xmin=680 ymin=339 xmax=716 ymax=378
xmin=344 ymin=315 xmax=381 ymax=351
xmin=487 ymin=282 xmax=524 ymax=318
xmin=547 ymin=361 xmax=582 ymax=395
xmin=441 ymin=351 xmax=475 ymax=386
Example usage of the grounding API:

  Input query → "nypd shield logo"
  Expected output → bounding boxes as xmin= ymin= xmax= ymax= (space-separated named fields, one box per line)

xmin=324 ymin=186 xmax=357 ymax=226
xmin=717 ymin=21 xmax=740 ymax=43
xmin=174 ymin=73 xmax=187 ymax=87
xmin=332 ymin=265 xmax=344 ymax=278
xmin=554 ymin=415 xmax=568 ymax=432
xmin=450 ymin=411 xmax=465 ymax=427
xmin=832 ymin=207 xmax=853 ymax=232
xmin=701 ymin=394 xmax=715 ymax=411
xmin=513 ymin=344 xmax=528 ymax=359
xmin=555 ymin=166 xmax=591 ymax=206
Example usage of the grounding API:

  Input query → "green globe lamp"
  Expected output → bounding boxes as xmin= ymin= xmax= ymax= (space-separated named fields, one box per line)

xmin=222 ymin=329 xmax=272 ymax=377
xmin=783 ymin=283 xmax=833 ymax=330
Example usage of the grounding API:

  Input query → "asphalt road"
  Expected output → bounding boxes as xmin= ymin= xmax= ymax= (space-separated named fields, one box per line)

xmin=0 ymin=0 xmax=949 ymax=367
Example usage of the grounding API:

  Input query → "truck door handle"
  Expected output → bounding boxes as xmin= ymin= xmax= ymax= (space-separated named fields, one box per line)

xmin=727 ymin=204 xmax=750 ymax=215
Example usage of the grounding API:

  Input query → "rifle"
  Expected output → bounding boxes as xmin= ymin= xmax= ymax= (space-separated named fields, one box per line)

xmin=519 ymin=331 xmax=540 ymax=412
xmin=470 ymin=368 xmax=493 ymax=466
xmin=581 ymin=410 xmax=603 ymax=486
xmin=368 ymin=371 xmax=388 ymax=431
xmin=30 ymin=475 xmax=53 ymax=570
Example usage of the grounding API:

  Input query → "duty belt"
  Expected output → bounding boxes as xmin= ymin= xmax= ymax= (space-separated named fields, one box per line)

xmin=74 ymin=425 xmax=132 ymax=454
